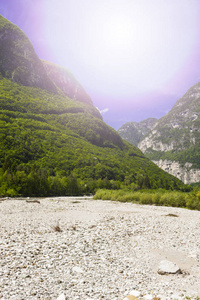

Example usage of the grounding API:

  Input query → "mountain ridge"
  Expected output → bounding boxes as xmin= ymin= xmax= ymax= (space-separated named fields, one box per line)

xmin=118 ymin=118 xmax=157 ymax=146
xmin=118 ymin=82 xmax=200 ymax=184
xmin=0 ymin=15 xmax=57 ymax=93
xmin=42 ymin=61 xmax=93 ymax=105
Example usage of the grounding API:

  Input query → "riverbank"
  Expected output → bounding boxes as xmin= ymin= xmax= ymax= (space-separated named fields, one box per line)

xmin=0 ymin=197 xmax=200 ymax=299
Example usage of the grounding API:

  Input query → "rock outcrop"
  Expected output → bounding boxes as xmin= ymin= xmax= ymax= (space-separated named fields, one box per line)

xmin=153 ymin=160 xmax=200 ymax=185
xmin=118 ymin=82 xmax=200 ymax=184
xmin=42 ymin=61 xmax=93 ymax=105
xmin=0 ymin=15 xmax=57 ymax=92
xmin=118 ymin=118 xmax=157 ymax=146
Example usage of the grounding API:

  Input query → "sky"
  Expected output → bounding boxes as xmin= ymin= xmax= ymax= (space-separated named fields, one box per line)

xmin=1 ymin=0 xmax=200 ymax=129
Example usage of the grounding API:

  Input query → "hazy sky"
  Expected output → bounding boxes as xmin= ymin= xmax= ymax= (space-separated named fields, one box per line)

xmin=1 ymin=0 xmax=200 ymax=129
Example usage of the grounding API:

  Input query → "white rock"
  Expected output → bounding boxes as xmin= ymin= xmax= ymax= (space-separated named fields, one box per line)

xmin=72 ymin=266 xmax=84 ymax=273
xmin=170 ymin=294 xmax=182 ymax=300
xmin=123 ymin=296 xmax=138 ymax=300
xmin=129 ymin=290 xmax=141 ymax=297
xmin=143 ymin=294 xmax=153 ymax=300
xmin=157 ymin=260 xmax=180 ymax=275
xmin=56 ymin=293 xmax=66 ymax=300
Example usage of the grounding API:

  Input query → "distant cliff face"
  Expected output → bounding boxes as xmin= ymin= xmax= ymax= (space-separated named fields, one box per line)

xmin=118 ymin=82 xmax=200 ymax=184
xmin=0 ymin=15 xmax=56 ymax=92
xmin=153 ymin=160 xmax=200 ymax=185
xmin=118 ymin=118 xmax=157 ymax=146
xmin=42 ymin=61 xmax=93 ymax=105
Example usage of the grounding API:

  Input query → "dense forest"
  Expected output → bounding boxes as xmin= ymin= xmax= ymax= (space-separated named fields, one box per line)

xmin=0 ymin=77 xmax=190 ymax=197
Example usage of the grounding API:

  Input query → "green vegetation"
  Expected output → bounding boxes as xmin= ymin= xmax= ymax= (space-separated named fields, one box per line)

xmin=94 ymin=188 xmax=200 ymax=210
xmin=0 ymin=77 xmax=188 ymax=197
xmin=146 ymin=146 xmax=200 ymax=169
xmin=0 ymin=14 xmax=191 ymax=198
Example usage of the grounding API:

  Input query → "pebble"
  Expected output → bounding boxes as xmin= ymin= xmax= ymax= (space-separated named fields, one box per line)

xmin=129 ymin=290 xmax=141 ymax=297
xmin=143 ymin=295 xmax=153 ymax=300
xmin=0 ymin=197 xmax=200 ymax=299
xmin=124 ymin=296 xmax=138 ymax=300
xmin=72 ymin=266 xmax=84 ymax=273
xmin=57 ymin=293 xmax=66 ymax=300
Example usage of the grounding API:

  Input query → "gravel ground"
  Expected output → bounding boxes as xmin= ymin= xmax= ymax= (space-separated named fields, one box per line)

xmin=0 ymin=197 xmax=200 ymax=300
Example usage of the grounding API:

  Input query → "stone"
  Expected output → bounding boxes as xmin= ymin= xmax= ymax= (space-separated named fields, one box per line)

xmin=56 ymin=293 xmax=66 ymax=300
xmin=143 ymin=294 xmax=153 ymax=300
xmin=123 ymin=296 xmax=138 ymax=300
xmin=157 ymin=260 xmax=180 ymax=275
xmin=1 ymin=198 xmax=199 ymax=299
xmin=129 ymin=290 xmax=141 ymax=297
xmin=72 ymin=266 xmax=84 ymax=273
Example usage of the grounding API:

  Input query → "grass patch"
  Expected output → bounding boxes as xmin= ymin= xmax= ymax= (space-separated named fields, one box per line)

xmin=93 ymin=188 xmax=200 ymax=211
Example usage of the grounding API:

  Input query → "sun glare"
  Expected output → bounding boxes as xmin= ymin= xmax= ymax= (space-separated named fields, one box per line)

xmin=103 ymin=16 xmax=134 ymax=49
xmin=42 ymin=0 xmax=199 ymax=97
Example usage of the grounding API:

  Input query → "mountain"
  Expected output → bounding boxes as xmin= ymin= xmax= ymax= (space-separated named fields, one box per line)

xmin=118 ymin=118 xmax=157 ymax=146
xmin=42 ymin=61 xmax=92 ymax=105
xmin=119 ymin=82 xmax=200 ymax=184
xmin=0 ymin=15 xmax=57 ymax=93
xmin=0 ymin=15 xmax=188 ymax=196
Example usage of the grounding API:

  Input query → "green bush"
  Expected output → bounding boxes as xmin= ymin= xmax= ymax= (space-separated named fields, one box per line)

xmin=186 ymin=196 xmax=200 ymax=210
xmin=139 ymin=193 xmax=153 ymax=205
xmin=93 ymin=188 xmax=200 ymax=211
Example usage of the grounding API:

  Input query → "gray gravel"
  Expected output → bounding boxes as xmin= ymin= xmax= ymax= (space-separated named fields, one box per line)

xmin=0 ymin=197 xmax=200 ymax=300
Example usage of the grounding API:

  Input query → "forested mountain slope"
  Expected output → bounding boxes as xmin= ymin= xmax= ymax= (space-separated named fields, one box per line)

xmin=0 ymin=15 xmax=187 ymax=196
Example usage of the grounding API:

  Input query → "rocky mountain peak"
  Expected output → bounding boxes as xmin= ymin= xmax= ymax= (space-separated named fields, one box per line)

xmin=118 ymin=117 xmax=157 ymax=146
xmin=0 ymin=15 xmax=57 ymax=92
xmin=118 ymin=82 xmax=200 ymax=184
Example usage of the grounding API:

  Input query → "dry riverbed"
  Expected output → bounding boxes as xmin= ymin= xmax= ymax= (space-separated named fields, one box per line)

xmin=0 ymin=197 xmax=200 ymax=300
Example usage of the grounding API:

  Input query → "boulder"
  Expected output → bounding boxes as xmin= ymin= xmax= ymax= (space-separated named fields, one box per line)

xmin=157 ymin=260 xmax=180 ymax=275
